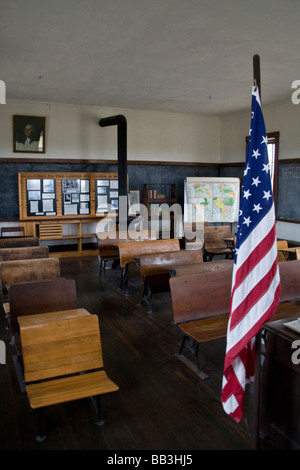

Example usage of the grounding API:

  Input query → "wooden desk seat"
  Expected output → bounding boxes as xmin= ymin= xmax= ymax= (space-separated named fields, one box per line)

xmin=0 ymin=245 xmax=49 ymax=262
xmin=118 ymin=238 xmax=180 ymax=295
xmin=0 ymin=257 xmax=61 ymax=333
xmin=203 ymin=225 xmax=233 ymax=261
xmin=97 ymin=230 xmax=157 ymax=279
xmin=19 ymin=313 xmax=119 ymax=441
xmin=170 ymin=259 xmax=300 ymax=379
xmin=137 ymin=249 xmax=203 ymax=313
xmin=8 ymin=277 xmax=77 ymax=348
xmin=277 ymin=240 xmax=288 ymax=262
xmin=0 ymin=236 xmax=39 ymax=248
xmin=7 ymin=277 xmax=76 ymax=392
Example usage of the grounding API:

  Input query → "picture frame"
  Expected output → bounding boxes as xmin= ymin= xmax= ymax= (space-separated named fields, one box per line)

xmin=128 ymin=190 xmax=140 ymax=216
xmin=13 ymin=115 xmax=46 ymax=153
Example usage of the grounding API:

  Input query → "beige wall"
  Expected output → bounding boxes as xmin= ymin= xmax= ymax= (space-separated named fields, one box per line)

xmin=0 ymin=99 xmax=220 ymax=163
xmin=220 ymin=98 xmax=300 ymax=242
xmin=220 ymin=98 xmax=300 ymax=163
xmin=0 ymin=97 xmax=299 ymax=241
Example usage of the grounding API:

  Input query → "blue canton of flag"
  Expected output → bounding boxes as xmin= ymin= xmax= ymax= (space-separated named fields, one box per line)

xmin=221 ymin=86 xmax=281 ymax=423
xmin=237 ymin=88 xmax=273 ymax=251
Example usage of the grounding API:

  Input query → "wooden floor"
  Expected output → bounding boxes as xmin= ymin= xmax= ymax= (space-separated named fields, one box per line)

xmin=0 ymin=255 xmax=276 ymax=451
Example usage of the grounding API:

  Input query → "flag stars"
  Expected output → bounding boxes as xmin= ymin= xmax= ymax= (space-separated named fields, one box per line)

xmin=261 ymin=135 xmax=268 ymax=145
xmin=252 ymin=149 xmax=261 ymax=159
xmin=244 ymin=164 xmax=251 ymax=176
xmin=263 ymin=190 xmax=272 ymax=201
xmin=243 ymin=189 xmax=251 ymax=199
xmin=251 ymin=176 xmax=261 ymax=187
xmin=243 ymin=216 xmax=252 ymax=227
xmin=253 ymin=203 xmax=263 ymax=213
xmin=262 ymin=162 xmax=270 ymax=173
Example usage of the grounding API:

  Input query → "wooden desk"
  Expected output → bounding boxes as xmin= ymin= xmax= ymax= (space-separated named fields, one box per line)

xmin=223 ymin=237 xmax=235 ymax=256
xmin=18 ymin=308 xmax=90 ymax=329
xmin=261 ymin=316 xmax=300 ymax=449
xmin=168 ymin=259 xmax=233 ymax=277
xmin=277 ymin=247 xmax=300 ymax=261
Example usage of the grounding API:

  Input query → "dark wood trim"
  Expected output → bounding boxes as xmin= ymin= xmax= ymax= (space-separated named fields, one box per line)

xmin=0 ymin=157 xmax=218 ymax=167
xmin=1 ymin=156 xmax=300 ymax=165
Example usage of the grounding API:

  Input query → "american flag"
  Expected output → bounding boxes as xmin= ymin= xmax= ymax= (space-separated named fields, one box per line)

xmin=221 ymin=86 xmax=281 ymax=422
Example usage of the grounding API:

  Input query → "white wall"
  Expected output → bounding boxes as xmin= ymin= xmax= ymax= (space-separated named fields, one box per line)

xmin=0 ymin=99 xmax=220 ymax=163
xmin=220 ymin=98 xmax=300 ymax=242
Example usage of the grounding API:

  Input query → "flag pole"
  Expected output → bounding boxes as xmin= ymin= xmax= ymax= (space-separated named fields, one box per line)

xmin=252 ymin=53 xmax=262 ymax=451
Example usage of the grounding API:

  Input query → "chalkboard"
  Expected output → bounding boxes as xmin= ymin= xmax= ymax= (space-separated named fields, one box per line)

xmin=276 ymin=161 xmax=300 ymax=222
xmin=0 ymin=160 xmax=222 ymax=220
xmin=4 ymin=158 xmax=298 ymax=227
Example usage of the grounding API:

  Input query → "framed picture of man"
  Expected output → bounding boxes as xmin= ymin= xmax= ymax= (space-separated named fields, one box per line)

xmin=13 ymin=115 xmax=46 ymax=153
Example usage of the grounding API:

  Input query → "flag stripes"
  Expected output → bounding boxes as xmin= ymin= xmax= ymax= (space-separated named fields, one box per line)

xmin=221 ymin=86 xmax=280 ymax=422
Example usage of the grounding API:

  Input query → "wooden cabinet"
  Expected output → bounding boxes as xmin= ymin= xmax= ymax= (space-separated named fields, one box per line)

xmin=261 ymin=318 xmax=300 ymax=449
xmin=23 ymin=218 xmax=101 ymax=257
xmin=142 ymin=184 xmax=177 ymax=237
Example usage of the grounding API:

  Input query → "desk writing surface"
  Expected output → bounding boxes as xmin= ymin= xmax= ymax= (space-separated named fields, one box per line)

xmin=18 ymin=308 xmax=90 ymax=328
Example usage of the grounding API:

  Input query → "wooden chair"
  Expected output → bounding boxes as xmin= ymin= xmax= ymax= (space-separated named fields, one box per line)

xmin=203 ymin=225 xmax=233 ymax=261
xmin=19 ymin=313 xmax=119 ymax=441
xmin=0 ymin=257 xmax=61 ymax=323
xmin=137 ymin=249 xmax=203 ymax=313
xmin=0 ymin=245 xmax=49 ymax=262
xmin=277 ymin=240 xmax=288 ymax=262
xmin=118 ymin=238 xmax=180 ymax=294
xmin=97 ymin=230 xmax=157 ymax=280
xmin=1 ymin=226 xmax=25 ymax=237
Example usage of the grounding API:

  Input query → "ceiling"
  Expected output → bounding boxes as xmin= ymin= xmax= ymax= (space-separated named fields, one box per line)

xmin=1 ymin=0 xmax=300 ymax=115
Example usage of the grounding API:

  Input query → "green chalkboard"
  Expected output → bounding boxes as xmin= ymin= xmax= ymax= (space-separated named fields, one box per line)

xmin=276 ymin=161 xmax=300 ymax=223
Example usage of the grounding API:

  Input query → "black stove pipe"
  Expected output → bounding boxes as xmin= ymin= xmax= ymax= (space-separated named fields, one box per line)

xmin=99 ymin=115 xmax=128 ymax=228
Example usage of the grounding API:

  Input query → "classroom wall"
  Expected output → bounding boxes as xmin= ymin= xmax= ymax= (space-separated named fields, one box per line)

xmin=220 ymin=98 xmax=300 ymax=163
xmin=0 ymin=97 xmax=299 ymax=241
xmin=220 ymin=98 xmax=300 ymax=242
xmin=0 ymin=99 xmax=220 ymax=163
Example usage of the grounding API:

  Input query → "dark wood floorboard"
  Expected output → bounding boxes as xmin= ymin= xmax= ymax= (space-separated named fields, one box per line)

xmin=0 ymin=255 xmax=276 ymax=451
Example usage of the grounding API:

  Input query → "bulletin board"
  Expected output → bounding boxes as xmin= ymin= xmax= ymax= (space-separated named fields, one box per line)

xmin=18 ymin=172 xmax=119 ymax=221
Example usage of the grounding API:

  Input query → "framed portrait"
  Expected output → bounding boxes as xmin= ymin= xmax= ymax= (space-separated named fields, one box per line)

xmin=128 ymin=190 xmax=140 ymax=216
xmin=13 ymin=115 xmax=46 ymax=153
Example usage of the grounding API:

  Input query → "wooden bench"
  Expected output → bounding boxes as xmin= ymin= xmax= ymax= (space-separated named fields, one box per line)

xmin=97 ymin=230 xmax=156 ymax=280
xmin=117 ymin=238 xmax=180 ymax=295
xmin=8 ymin=278 xmax=77 ymax=391
xmin=137 ymin=249 xmax=203 ymax=313
xmin=170 ymin=259 xmax=300 ymax=379
xmin=19 ymin=313 xmax=119 ymax=441
xmin=0 ymin=257 xmax=61 ymax=317
xmin=0 ymin=236 xmax=39 ymax=248
xmin=1 ymin=226 xmax=25 ymax=237
xmin=203 ymin=225 xmax=233 ymax=261
xmin=0 ymin=245 xmax=49 ymax=262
